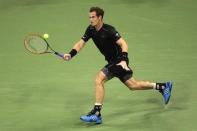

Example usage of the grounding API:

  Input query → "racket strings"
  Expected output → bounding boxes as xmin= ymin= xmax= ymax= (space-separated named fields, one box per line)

xmin=25 ymin=35 xmax=48 ymax=54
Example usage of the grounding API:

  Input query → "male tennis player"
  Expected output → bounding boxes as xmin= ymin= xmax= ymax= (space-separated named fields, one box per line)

xmin=63 ymin=7 xmax=172 ymax=124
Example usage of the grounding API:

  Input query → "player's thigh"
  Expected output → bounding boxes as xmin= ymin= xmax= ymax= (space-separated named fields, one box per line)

xmin=100 ymin=64 xmax=114 ymax=82
xmin=115 ymin=65 xmax=133 ymax=83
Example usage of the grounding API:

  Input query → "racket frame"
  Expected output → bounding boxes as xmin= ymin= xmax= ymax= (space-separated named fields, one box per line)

xmin=24 ymin=33 xmax=64 ymax=58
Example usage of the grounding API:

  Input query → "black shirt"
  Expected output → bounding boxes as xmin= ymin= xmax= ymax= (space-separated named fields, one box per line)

xmin=82 ymin=24 xmax=122 ymax=63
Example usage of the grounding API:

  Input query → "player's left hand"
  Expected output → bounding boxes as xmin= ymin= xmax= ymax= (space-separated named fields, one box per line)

xmin=116 ymin=61 xmax=130 ymax=71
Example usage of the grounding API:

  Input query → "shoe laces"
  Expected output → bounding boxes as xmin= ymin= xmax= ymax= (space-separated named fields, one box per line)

xmin=87 ymin=109 xmax=96 ymax=116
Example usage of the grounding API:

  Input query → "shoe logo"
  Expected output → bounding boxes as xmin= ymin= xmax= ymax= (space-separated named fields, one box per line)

xmin=164 ymin=88 xmax=169 ymax=95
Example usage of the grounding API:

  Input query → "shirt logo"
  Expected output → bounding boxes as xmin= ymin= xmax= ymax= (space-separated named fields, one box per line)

xmin=115 ymin=33 xmax=120 ymax=37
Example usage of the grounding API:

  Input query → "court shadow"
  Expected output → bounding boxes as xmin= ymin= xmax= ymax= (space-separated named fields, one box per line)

xmin=73 ymin=121 xmax=103 ymax=128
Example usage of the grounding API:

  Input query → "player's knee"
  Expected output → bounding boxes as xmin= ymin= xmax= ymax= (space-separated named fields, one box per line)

xmin=95 ymin=75 xmax=104 ymax=85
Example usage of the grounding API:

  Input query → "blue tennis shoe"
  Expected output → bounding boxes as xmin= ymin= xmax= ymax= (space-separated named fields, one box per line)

xmin=160 ymin=81 xmax=173 ymax=104
xmin=80 ymin=113 xmax=102 ymax=124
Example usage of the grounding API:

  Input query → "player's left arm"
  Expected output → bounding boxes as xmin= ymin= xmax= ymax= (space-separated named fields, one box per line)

xmin=116 ymin=38 xmax=128 ymax=53
xmin=116 ymin=38 xmax=130 ymax=70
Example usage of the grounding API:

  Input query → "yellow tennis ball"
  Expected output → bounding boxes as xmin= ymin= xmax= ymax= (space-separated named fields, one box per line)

xmin=43 ymin=33 xmax=49 ymax=39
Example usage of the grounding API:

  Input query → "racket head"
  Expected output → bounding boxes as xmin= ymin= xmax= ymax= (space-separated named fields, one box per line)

xmin=24 ymin=33 xmax=50 ymax=54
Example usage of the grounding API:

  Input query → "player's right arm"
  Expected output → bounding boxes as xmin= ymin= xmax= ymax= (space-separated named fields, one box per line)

xmin=63 ymin=25 xmax=91 ymax=61
xmin=63 ymin=39 xmax=86 ymax=61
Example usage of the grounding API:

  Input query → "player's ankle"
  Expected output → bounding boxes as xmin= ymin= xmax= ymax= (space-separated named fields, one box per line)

xmin=92 ymin=104 xmax=102 ymax=116
xmin=155 ymin=83 xmax=165 ymax=90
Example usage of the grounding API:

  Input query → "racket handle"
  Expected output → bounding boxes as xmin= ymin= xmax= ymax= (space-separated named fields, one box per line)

xmin=54 ymin=52 xmax=64 ymax=58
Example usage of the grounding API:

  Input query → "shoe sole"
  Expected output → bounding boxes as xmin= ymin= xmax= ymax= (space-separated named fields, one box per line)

xmin=80 ymin=117 xmax=102 ymax=124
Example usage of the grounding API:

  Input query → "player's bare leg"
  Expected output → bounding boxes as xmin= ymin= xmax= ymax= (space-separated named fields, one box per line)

xmin=95 ymin=71 xmax=107 ymax=104
xmin=124 ymin=77 xmax=155 ymax=90
xmin=124 ymin=77 xmax=173 ymax=104
xmin=90 ymin=71 xmax=107 ymax=116
xmin=80 ymin=71 xmax=107 ymax=124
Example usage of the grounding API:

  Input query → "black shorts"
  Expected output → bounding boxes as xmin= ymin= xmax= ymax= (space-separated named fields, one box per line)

xmin=101 ymin=62 xmax=133 ymax=83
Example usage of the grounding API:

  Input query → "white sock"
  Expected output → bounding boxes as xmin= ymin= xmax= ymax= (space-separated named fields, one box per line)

xmin=95 ymin=102 xmax=102 ymax=106
xmin=152 ymin=83 xmax=156 ymax=89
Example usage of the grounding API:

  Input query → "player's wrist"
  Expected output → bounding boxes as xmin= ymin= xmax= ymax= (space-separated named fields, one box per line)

xmin=69 ymin=49 xmax=77 ymax=58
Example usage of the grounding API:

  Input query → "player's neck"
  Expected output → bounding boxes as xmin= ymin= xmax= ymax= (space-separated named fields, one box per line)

xmin=95 ymin=22 xmax=103 ymax=31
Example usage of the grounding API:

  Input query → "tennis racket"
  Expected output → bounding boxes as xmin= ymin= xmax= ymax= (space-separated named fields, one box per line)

xmin=24 ymin=33 xmax=64 ymax=58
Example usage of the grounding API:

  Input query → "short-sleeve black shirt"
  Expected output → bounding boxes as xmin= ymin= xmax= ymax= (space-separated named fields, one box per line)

xmin=82 ymin=24 xmax=122 ymax=63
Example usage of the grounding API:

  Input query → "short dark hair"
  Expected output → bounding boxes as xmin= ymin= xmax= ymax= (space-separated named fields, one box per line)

xmin=89 ymin=7 xmax=104 ymax=19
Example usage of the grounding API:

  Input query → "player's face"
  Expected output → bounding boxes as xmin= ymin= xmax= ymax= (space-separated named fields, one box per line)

xmin=89 ymin=12 xmax=102 ymax=26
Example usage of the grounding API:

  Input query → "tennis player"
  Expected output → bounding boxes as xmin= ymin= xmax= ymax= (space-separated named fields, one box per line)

xmin=63 ymin=7 xmax=173 ymax=124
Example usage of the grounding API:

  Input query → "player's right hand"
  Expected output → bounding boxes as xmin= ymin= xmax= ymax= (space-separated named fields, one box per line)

xmin=116 ymin=61 xmax=130 ymax=71
xmin=63 ymin=54 xmax=71 ymax=61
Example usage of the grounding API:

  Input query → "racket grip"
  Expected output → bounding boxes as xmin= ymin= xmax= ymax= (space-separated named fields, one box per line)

xmin=54 ymin=52 xmax=64 ymax=58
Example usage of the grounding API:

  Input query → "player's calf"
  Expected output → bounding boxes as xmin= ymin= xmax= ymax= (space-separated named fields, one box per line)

xmin=124 ymin=78 xmax=154 ymax=90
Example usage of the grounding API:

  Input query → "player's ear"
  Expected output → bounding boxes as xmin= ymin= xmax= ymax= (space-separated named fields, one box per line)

xmin=98 ymin=16 xmax=102 ymax=21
